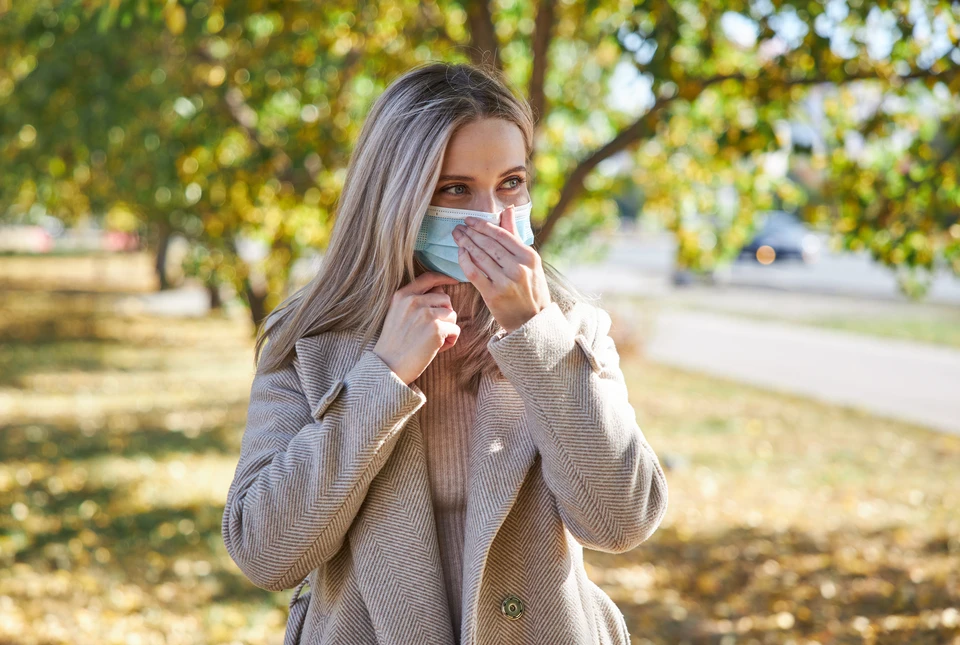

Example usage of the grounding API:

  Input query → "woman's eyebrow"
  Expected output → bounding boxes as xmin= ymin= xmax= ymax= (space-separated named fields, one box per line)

xmin=438 ymin=165 xmax=527 ymax=182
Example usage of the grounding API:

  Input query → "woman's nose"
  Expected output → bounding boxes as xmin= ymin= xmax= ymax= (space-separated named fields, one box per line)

xmin=470 ymin=195 xmax=506 ymax=214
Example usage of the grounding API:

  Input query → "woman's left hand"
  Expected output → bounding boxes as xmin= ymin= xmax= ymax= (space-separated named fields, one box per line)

xmin=452 ymin=204 xmax=552 ymax=335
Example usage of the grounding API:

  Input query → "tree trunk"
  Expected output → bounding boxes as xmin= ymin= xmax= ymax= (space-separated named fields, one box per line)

xmin=245 ymin=281 xmax=268 ymax=331
xmin=154 ymin=222 xmax=172 ymax=291
xmin=206 ymin=280 xmax=222 ymax=310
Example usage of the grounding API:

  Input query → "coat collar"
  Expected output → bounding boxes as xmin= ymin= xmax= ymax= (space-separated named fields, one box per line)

xmin=294 ymin=325 xmax=537 ymax=644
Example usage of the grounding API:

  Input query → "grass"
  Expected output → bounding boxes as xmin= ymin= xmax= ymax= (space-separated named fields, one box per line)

xmin=1 ymin=254 xmax=958 ymax=645
xmin=812 ymin=316 xmax=960 ymax=349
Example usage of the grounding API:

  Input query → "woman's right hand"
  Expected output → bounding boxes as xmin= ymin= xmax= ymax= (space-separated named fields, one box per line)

xmin=373 ymin=271 xmax=463 ymax=385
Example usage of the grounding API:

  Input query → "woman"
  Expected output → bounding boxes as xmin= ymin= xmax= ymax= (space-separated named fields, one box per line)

xmin=221 ymin=61 xmax=669 ymax=645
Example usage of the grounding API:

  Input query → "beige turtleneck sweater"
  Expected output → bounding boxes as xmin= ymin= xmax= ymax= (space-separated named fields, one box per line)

xmin=411 ymin=280 xmax=482 ymax=642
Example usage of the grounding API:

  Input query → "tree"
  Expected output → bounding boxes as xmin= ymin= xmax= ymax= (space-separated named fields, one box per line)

xmin=807 ymin=82 xmax=960 ymax=296
xmin=492 ymin=0 xmax=960 ymax=287
xmin=2 ymin=1 xmax=445 ymax=321
xmin=2 ymin=0 xmax=958 ymax=332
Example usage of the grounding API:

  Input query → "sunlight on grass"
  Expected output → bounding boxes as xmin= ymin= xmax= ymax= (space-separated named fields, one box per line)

xmin=599 ymin=350 xmax=960 ymax=644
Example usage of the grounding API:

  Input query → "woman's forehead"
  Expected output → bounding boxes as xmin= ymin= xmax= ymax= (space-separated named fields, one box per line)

xmin=441 ymin=119 xmax=526 ymax=178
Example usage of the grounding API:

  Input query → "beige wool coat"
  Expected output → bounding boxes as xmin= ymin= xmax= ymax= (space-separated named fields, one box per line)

xmin=221 ymin=298 xmax=670 ymax=645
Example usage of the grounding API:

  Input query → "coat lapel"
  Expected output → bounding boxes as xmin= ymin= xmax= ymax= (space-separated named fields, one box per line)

xmin=295 ymin=331 xmax=455 ymax=642
xmin=348 ymin=380 xmax=459 ymax=643
xmin=294 ymin=328 xmax=538 ymax=645
xmin=459 ymin=368 xmax=538 ymax=645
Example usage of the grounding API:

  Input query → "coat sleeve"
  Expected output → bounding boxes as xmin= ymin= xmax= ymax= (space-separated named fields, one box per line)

xmin=486 ymin=300 xmax=668 ymax=553
xmin=221 ymin=348 xmax=427 ymax=591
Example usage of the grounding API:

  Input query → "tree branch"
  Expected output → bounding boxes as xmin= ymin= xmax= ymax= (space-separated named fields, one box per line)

xmin=693 ymin=63 xmax=960 ymax=89
xmin=533 ymin=98 xmax=675 ymax=246
xmin=465 ymin=0 xmax=501 ymax=70
xmin=528 ymin=0 xmax=556 ymax=130
xmin=534 ymin=64 xmax=960 ymax=247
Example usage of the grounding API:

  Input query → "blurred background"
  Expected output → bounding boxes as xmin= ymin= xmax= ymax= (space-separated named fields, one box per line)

xmin=1 ymin=1 xmax=959 ymax=644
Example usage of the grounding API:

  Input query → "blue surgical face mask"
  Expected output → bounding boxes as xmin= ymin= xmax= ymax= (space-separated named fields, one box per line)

xmin=414 ymin=201 xmax=535 ymax=282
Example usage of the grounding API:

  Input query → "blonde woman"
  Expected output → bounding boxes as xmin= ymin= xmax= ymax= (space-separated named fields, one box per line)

xmin=221 ymin=61 xmax=669 ymax=645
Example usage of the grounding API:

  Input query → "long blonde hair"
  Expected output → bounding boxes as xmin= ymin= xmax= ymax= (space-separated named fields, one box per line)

xmin=255 ymin=60 xmax=597 ymax=393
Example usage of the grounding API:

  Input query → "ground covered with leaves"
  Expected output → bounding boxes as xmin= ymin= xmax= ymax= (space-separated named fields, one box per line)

xmin=1 ymin=254 xmax=957 ymax=645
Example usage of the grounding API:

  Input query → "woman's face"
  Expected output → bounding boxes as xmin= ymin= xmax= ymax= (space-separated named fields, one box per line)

xmin=431 ymin=117 xmax=530 ymax=213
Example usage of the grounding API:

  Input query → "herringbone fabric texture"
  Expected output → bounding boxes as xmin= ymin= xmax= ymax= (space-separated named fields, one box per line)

xmin=221 ymin=297 xmax=669 ymax=645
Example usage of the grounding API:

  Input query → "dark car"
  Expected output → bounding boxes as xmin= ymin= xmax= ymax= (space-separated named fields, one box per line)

xmin=738 ymin=210 xmax=821 ymax=264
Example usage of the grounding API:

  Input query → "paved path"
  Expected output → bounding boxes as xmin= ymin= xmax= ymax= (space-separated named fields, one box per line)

xmin=644 ymin=310 xmax=960 ymax=435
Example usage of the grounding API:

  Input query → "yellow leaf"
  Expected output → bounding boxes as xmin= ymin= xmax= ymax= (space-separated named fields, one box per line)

xmin=164 ymin=3 xmax=186 ymax=35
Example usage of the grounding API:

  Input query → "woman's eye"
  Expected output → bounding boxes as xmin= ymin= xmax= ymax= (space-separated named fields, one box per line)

xmin=440 ymin=177 xmax=525 ymax=195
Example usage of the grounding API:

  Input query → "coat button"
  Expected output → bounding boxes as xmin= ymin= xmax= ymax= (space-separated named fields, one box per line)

xmin=500 ymin=594 xmax=524 ymax=620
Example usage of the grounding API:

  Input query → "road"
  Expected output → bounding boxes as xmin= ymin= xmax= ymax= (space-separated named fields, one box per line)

xmin=642 ymin=310 xmax=960 ymax=435
xmin=563 ymin=227 xmax=960 ymax=435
